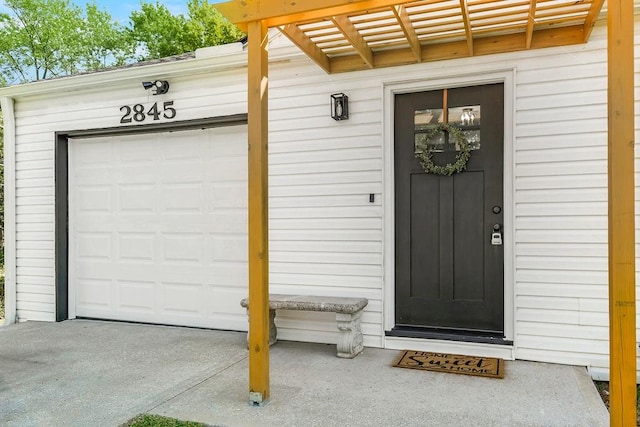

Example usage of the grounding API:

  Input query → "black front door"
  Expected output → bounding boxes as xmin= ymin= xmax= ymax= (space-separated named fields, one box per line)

xmin=394 ymin=83 xmax=504 ymax=336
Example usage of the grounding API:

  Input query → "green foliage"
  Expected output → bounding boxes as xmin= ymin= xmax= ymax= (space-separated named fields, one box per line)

xmin=184 ymin=0 xmax=244 ymax=51
xmin=81 ymin=4 xmax=135 ymax=70
xmin=0 ymin=0 xmax=244 ymax=83
xmin=129 ymin=2 xmax=191 ymax=60
xmin=121 ymin=414 xmax=208 ymax=427
xmin=130 ymin=0 xmax=244 ymax=60
xmin=0 ymin=0 xmax=136 ymax=84
xmin=0 ymin=0 xmax=84 ymax=82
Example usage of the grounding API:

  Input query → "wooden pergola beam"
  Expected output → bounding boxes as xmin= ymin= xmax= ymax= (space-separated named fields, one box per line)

xmin=220 ymin=0 xmax=614 ymax=410
xmin=459 ymin=0 xmax=473 ymax=56
xmin=247 ymin=19 xmax=270 ymax=406
xmin=280 ymin=24 xmax=332 ymax=73
xmin=607 ymin=0 xmax=636 ymax=424
xmin=584 ymin=0 xmax=606 ymax=43
xmin=332 ymin=15 xmax=375 ymax=68
xmin=216 ymin=0 xmax=407 ymax=28
xmin=393 ymin=5 xmax=422 ymax=62
xmin=525 ymin=0 xmax=537 ymax=49
xmin=329 ymin=24 xmax=584 ymax=73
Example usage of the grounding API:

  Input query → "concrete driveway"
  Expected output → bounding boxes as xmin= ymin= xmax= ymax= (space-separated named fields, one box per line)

xmin=0 ymin=320 xmax=608 ymax=426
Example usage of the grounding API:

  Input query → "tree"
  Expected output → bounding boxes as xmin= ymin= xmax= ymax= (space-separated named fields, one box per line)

xmin=0 ymin=0 xmax=134 ymax=84
xmin=80 ymin=4 xmax=135 ymax=71
xmin=0 ymin=0 xmax=84 ymax=82
xmin=129 ymin=2 xmax=190 ymax=60
xmin=184 ymin=0 xmax=244 ymax=50
xmin=130 ymin=0 xmax=244 ymax=61
xmin=0 ymin=0 xmax=244 ymax=83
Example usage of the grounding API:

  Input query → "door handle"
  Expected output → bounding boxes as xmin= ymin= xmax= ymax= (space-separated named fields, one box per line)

xmin=491 ymin=224 xmax=502 ymax=246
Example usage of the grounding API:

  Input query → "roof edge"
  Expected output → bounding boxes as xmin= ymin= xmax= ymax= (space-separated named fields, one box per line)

xmin=0 ymin=29 xmax=303 ymax=99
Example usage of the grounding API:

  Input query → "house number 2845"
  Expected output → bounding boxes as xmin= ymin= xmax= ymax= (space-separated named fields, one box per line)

xmin=120 ymin=101 xmax=176 ymax=123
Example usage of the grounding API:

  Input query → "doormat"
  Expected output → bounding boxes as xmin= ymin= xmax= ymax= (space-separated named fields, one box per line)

xmin=392 ymin=350 xmax=505 ymax=379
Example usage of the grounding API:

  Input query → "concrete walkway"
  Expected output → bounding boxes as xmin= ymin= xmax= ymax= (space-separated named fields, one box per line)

xmin=0 ymin=320 xmax=608 ymax=426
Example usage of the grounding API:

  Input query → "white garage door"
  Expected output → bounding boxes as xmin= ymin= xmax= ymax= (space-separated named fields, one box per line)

xmin=69 ymin=126 xmax=248 ymax=330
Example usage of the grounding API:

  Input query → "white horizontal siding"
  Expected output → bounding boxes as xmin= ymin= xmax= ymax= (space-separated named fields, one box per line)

xmin=266 ymin=61 xmax=384 ymax=346
xmin=511 ymin=18 xmax=640 ymax=376
xmin=8 ymin=13 xmax=640 ymax=373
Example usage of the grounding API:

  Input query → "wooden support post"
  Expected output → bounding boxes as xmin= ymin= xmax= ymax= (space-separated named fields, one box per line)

xmin=607 ymin=0 xmax=636 ymax=425
xmin=247 ymin=19 xmax=270 ymax=406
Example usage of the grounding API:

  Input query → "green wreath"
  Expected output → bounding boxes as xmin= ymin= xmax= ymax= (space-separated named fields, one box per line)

xmin=414 ymin=123 xmax=471 ymax=176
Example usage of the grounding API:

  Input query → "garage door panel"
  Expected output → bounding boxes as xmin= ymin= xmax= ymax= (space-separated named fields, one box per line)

xmin=118 ymin=280 xmax=155 ymax=312
xmin=162 ymin=184 xmax=204 ymax=212
xmin=212 ymin=130 xmax=247 ymax=157
xmin=204 ymin=263 xmax=247 ymax=287
xmin=70 ymin=126 xmax=248 ymax=330
xmin=212 ymin=183 xmax=247 ymax=208
xmin=159 ymin=163 xmax=208 ymax=183
xmin=211 ymin=236 xmax=247 ymax=262
xmin=76 ymin=140 xmax=113 ymax=165
xmin=160 ymin=282 xmax=204 ymax=315
xmin=76 ymin=278 xmax=112 ymax=310
xmin=207 ymin=159 xmax=247 ymax=182
xmin=119 ymin=185 xmax=156 ymax=212
xmin=161 ymin=234 xmax=204 ymax=265
xmin=77 ymin=233 xmax=112 ymax=260
xmin=208 ymin=213 xmax=247 ymax=233
xmin=119 ymin=138 xmax=155 ymax=163
xmin=119 ymin=234 xmax=155 ymax=262
xmin=75 ymin=169 xmax=115 ymax=184
xmin=116 ymin=168 xmax=156 ymax=184
xmin=77 ymin=186 xmax=112 ymax=212
xmin=206 ymin=286 xmax=246 ymax=315
xmin=161 ymin=133 xmax=205 ymax=160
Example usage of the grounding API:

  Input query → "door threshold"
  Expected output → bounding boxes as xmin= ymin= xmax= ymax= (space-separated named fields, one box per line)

xmin=385 ymin=335 xmax=515 ymax=360
xmin=386 ymin=326 xmax=513 ymax=346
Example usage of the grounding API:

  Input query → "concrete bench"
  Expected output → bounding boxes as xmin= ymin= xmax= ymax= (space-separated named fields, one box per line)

xmin=240 ymin=294 xmax=369 ymax=358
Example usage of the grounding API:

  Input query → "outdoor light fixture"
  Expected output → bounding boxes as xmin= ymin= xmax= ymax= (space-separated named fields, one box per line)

xmin=331 ymin=93 xmax=349 ymax=121
xmin=142 ymin=80 xmax=170 ymax=95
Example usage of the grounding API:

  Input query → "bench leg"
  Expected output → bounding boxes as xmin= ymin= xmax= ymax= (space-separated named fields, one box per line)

xmin=336 ymin=310 xmax=364 ymax=358
xmin=246 ymin=308 xmax=278 ymax=348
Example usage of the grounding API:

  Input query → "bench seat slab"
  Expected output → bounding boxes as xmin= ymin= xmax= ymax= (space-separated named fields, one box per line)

xmin=241 ymin=294 xmax=368 ymax=358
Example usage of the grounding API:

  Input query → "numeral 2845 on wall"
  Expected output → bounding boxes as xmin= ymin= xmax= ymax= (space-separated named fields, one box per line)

xmin=120 ymin=101 xmax=176 ymax=124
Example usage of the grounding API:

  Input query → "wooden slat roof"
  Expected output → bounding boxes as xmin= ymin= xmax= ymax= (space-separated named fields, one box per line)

xmin=216 ymin=0 xmax=606 ymax=73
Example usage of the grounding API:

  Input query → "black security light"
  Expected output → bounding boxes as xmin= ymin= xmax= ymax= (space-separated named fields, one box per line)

xmin=331 ymin=93 xmax=349 ymax=121
xmin=142 ymin=80 xmax=170 ymax=95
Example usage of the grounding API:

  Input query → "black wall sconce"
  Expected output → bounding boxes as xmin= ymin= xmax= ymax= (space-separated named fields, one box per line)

xmin=331 ymin=93 xmax=349 ymax=121
xmin=142 ymin=80 xmax=170 ymax=95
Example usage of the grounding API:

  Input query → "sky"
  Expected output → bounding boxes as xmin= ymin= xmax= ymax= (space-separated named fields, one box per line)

xmin=86 ymin=1 xmax=190 ymax=23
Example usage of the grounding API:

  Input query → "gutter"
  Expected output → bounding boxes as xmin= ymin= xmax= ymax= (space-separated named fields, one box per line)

xmin=0 ymin=37 xmax=306 ymax=99
xmin=0 ymin=97 xmax=16 ymax=325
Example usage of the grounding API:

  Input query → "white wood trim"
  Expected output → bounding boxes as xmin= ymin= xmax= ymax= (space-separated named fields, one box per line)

xmin=588 ymin=367 xmax=640 ymax=383
xmin=382 ymin=68 xmax=516 ymax=344
xmin=0 ymin=30 xmax=301 ymax=99
xmin=67 ymin=138 xmax=76 ymax=320
xmin=385 ymin=337 xmax=515 ymax=360
xmin=1 ymin=97 xmax=17 ymax=325
xmin=0 ymin=54 xmax=247 ymax=98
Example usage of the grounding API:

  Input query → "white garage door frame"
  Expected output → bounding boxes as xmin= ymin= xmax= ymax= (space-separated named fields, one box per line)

xmin=54 ymin=114 xmax=248 ymax=323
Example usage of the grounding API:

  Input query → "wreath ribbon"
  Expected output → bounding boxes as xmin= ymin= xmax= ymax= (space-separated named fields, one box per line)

xmin=414 ymin=123 xmax=471 ymax=176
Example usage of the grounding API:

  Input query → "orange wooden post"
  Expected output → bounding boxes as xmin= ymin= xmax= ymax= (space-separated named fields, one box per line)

xmin=247 ymin=19 xmax=270 ymax=405
xmin=607 ymin=0 xmax=636 ymax=424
